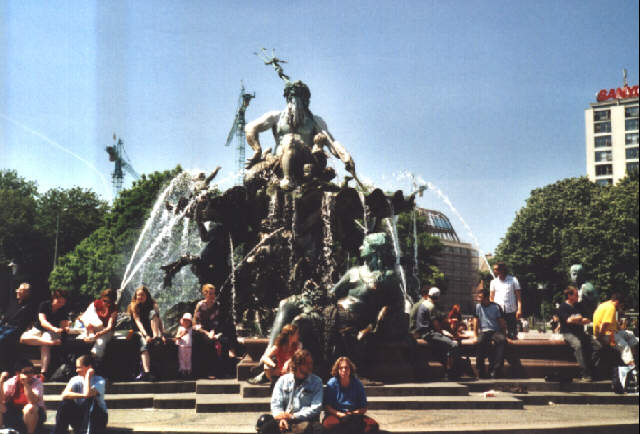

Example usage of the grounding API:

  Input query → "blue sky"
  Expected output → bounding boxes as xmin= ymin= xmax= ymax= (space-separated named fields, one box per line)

xmin=1 ymin=0 xmax=638 ymax=255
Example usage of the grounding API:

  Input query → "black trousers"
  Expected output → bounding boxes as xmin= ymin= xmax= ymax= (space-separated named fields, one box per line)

xmin=52 ymin=397 xmax=108 ymax=434
xmin=476 ymin=330 xmax=506 ymax=373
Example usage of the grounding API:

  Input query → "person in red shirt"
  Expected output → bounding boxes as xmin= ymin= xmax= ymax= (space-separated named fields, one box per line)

xmin=0 ymin=360 xmax=47 ymax=434
xmin=81 ymin=288 xmax=119 ymax=360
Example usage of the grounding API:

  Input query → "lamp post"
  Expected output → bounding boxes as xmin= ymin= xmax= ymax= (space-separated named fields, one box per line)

xmin=53 ymin=207 xmax=67 ymax=268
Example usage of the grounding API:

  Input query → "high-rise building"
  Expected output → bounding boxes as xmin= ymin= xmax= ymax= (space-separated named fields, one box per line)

xmin=585 ymin=81 xmax=639 ymax=185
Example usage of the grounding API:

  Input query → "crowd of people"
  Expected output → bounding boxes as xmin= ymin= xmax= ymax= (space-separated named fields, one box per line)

xmin=1 ymin=260 xmax=639 ymax=433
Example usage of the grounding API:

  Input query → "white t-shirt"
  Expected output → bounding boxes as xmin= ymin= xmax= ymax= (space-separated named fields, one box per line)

xmin=490 ymin=275 xmax=520 ymax=314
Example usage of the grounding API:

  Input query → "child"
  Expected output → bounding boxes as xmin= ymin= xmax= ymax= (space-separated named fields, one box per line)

xmin=174 ymin=313 xmax=193 ymax=378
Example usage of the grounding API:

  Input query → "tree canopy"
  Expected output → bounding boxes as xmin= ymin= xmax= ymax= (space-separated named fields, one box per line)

xmin=1 ymin=170 xmax=108 ymax=297
xmin=49 ymin=167 xmax=182 ymax=299
xmin=495 ymin=174 xmax=639 ymax=313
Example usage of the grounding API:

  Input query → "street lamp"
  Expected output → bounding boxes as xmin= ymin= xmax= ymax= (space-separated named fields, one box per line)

xmin=53 ymin=207 xmax=68 ymax=268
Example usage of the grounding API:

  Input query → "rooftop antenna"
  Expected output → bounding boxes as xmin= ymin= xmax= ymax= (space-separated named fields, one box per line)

xmin=623 ymin=68 xmax=629 ymax=88
xmin=224 ymin=83 xmax=255 ymax=182
xmin=106 ymin=134 xmax=140 ymax=196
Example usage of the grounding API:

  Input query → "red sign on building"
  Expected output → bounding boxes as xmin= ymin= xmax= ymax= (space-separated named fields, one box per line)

xmin=597 ymin=85 xmax=639 ymax=102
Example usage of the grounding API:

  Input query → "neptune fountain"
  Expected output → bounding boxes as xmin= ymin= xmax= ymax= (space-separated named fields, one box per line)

xmin=120 ymin=53 xmax=422 ymax=378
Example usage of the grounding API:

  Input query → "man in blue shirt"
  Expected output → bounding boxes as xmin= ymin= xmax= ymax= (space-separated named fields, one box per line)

xmin=473 ymin=287 xmax=508 ymax=378
xmin=52 ymin=354 xmax=107 ymax=434
xmin=260 ymin=349 xmax=323 ymax=434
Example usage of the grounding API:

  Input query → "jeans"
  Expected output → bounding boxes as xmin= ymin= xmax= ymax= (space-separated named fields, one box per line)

xmin=563 ymin=332 xmax=600 ymax=378
xmin=425 ymin=332 xmax=460 ymax=366
xmin=52 ymin=397 xmax=108 ymax=434
xmin=503 ymin=312 xmax=518 ymax=339
xmin=476 ymin=330 xmax=506 ymax=373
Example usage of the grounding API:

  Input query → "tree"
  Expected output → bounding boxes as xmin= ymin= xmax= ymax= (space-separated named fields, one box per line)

xmin=49 ymin=167 xmax=182 ymax=299
xmin=395 ymin=210 xmax=444 ymax=299
xmin=35 ymin=187 xmax=108 ymax=269
xmin=495 ymin=175 xmax=639 ymax=313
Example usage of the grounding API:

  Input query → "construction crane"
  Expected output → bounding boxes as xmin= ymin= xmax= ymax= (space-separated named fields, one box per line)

xmin=225 ymin=84 xmax=255 ymax=182
xmin=105 ymin=134 xmax=140 ymax=196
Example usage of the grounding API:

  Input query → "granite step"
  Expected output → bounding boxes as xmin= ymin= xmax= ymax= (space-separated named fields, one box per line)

xmin=195 ymin=393 xmax=524 ymax=413
xmin=515 ymin=391 xmax=639 ymax=405
xmin=240 ymin=382 xmax=469 ymax=398
xmin=461 ymin=378 xmax=614 ymax=393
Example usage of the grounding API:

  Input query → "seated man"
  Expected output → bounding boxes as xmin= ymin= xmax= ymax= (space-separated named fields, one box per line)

xmin=558 ymin=286 xmax=600 ymax=381
xmin=257 ymin=349 xmax=323 ymax=434
xmin=52 ymin=354 xmax=108 ymax=434
xmin=412 ymin=286 xmax=461 ymax=379
xmin=0 ymin=360 xmax=47 ymax=434
xmin=19 ymin=289 xmax=71 ymax=379
xmin=473 ymin=288 xmax=510 ymax=378
xmin=593 ymin=293 xmax=638 ymax=371
xmin=0 ymin=283 xmax=36 ymax=372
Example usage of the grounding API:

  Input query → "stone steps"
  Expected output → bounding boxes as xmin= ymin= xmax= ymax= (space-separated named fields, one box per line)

xmin=194 ymin=393 xmax=524 ymax=413
xmin=41 ymin=378 xmax=637 ymax=413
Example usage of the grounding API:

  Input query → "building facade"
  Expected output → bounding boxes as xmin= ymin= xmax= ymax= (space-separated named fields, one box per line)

xmin=585 ymin=84 xmax=639 ymax=185
xmin=416 ymin=208 xmax=479 ymax=313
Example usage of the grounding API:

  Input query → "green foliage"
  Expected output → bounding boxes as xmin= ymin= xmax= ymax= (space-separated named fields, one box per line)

xmin=49 ymin=167 xmax=182 ymax=298
xmin=395 ymin=211 xmax=444 ymax=293
xmin=495 ymin=174 xmax=639 ymax=310
xmin=1 ymin=170 xmax=107 ymax=292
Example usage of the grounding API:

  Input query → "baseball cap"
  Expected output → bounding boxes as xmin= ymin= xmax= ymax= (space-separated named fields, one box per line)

xmin=428 ymin=287 xmax=441 ymax=298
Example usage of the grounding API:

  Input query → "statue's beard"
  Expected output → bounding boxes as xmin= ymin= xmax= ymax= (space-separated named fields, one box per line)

xmin=286 ymin=97 xmax=306 ymax=130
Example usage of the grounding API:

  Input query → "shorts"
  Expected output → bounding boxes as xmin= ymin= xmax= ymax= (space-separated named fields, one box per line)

xmin=20 ymin=327 xmax=62 ymax=342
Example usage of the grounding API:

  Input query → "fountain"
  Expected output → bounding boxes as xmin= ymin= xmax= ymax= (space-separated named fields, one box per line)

xmin=119 ymin=54 xmax=425 ymax=378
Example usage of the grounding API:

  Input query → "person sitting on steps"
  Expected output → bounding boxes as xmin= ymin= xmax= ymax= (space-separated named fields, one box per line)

xmin=127 ymin=285 xmax=165 ymax=382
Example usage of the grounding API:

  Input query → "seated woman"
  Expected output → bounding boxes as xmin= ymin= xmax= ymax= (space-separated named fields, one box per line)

xmin=250 ymin=324 xmax=300 ymax=384
xmin=323 ymin=356 xmax=379 ymax=433
xmin=0 ymin=360 xmax=47 ymax=434
xmin=193 ymin=283 xmax=236 ymax=379
xmin=127 ymin=285 xmax=165 ymax=382
xmin=19 ymin=289 xmax=70 ymax=380
xmin=81 ymin=288 xmax=118 ymax=361
xmin=447 ymin=304 xmax=462 ymax=335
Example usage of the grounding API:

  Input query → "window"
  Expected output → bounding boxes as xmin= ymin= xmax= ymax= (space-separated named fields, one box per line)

xmin=626 ymin=118 xmax=639 ymax=131
xmin=625 ymin=106 xmax=639 ymax=118
xmin=627 ymin=162 xmax=639 ymax=174
xmin=594 ymin=110 xmax=611 ymax=121
xmin=595 ymin=135 xmax=612 ymax=147
xmin=626 ymin=133 xmax=639 ymax=145
xmin=596 ymin=178 xmax=612 ymax=186
xmin=595 ymin=151 xmax=612 ymax=162
xmin=626 ymin=147 xmax=639 ymax=159
xmin=595 ymin=122 xmax=611 ymax=133
xmin=595 ymin=164 xmax=613 ymax=176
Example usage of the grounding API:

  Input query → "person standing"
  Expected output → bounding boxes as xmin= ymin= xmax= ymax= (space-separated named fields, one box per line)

xmin=52 ymin=354 xmax=108 ymax=434
xmin=490 ymin=262 xmax=522 ymax=339
xmin=558 ymin=286 xmax=600 ymax=381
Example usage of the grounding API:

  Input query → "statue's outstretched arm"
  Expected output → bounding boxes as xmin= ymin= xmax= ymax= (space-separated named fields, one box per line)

xmin=245 ymin=111 xmax=280 ymax=155
xmin=313 ymin=115 xmax=355 ymax=172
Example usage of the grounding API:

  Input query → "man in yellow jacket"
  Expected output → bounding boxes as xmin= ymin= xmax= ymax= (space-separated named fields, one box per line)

xmin=593 ymin=293 xmax=638 ymax=370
